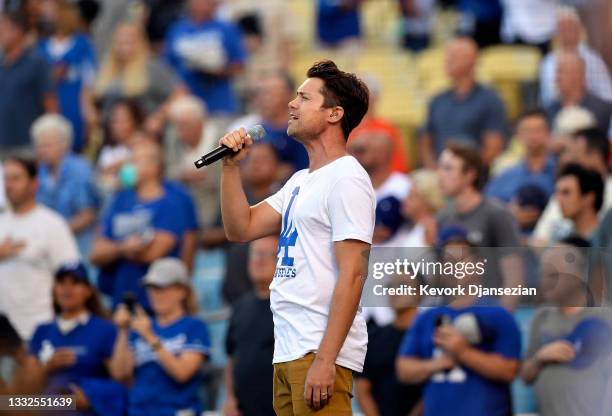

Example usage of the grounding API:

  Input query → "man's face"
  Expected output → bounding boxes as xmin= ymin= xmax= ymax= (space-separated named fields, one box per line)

xmin=444 ymin=39 xmax=476 ymax=80
xmin=517 ymin=116 xmax=549 ymax=154
xmin=556 ymin=16 xmax=581 ymax=49
xmin=556 ymin=175 xmax=584 ymax=220
xmin=187 ymin=0 xmax=217 ymax=21
xmin=437 ymin=150 xmax=471 ymax=197
xmin=4 ymin=161 xmax=37 ymax=208
xmin=254 ymin=77 xmax=292 ymax=121
xmin=347 ymin=132 xmax=392 ymax=174
xmin=131 ymin=142 xmax=161 ymax=184
xmin=248 ymin=237 xmax=278 ymax=289
xmin=565 ymin=137 xmax=602 ymax=172
xmin=556 ymin=55 xmax=584 ymax=96
xmin=172 ymin=113 xmax=203 ymax=147
xmin=35 ymin=131 xmax=67 ymax=166
xmin=287 ymin=78 xmax=335 ymax=141
xmin=0 ymin=16 xmax=22 ymax=50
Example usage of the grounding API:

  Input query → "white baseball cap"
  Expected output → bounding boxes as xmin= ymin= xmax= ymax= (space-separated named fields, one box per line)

xmin=142 ymin=258 xmax=190 ymax=287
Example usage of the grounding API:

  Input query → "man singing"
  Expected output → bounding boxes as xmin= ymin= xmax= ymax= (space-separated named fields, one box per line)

xmin=220 ymin=60 xmax=374 ymax=415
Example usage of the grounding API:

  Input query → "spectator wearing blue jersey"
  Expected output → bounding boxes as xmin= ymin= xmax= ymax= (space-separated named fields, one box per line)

xmin=316 ymin=0 xmax=362 ymax=48
xmin=38 ymin=0 xmax=97 ymax=153
xmin=110 ymin=258 xmax=210 ymax=416
xmin=164 ymin=0 xmax=246 ymax=121
xmin=90 ymin=139 xmax=187 ymax=309
xmin=25 ymin=262 xmax=126 ymax=416
xmin=32 ymin=114 xmax=99 ymax=256
xmin=163 ymin=180 xmax=199 ymax=273
xmin=396 ymin=236 xmax=521 ymax=416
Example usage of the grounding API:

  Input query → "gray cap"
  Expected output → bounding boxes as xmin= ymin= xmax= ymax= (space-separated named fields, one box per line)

xmin=142 ymin=258 xmax=190 ymax=287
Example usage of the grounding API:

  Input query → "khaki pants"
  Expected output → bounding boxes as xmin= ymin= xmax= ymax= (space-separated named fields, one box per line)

xmin=273 ymin=353 xmax=354 ymax=416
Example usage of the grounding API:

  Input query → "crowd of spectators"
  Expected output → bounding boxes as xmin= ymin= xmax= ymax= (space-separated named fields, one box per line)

xmin=1 ymin=0 xmax=612 ymax=415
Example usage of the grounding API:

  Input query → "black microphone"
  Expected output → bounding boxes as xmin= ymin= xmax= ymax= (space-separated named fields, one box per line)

xmin=194 ymin=125 xmax=266 ymax=169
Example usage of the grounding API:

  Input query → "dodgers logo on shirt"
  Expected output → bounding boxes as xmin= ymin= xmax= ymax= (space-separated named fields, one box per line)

xmin=274 ymin=186 xmax=300 ymax=280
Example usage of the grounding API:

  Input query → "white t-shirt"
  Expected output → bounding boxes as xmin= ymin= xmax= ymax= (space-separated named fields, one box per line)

xmin=265 ymin=156 xmax=375 ymax=372
xmin=0 ymin=206 xmax=79 ymax=340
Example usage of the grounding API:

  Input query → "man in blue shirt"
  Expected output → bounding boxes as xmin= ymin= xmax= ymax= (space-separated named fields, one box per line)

xmin=486 ymin=109 xmax=557 ymax=204
xmin=0 ymin=8 xmax=57 ymax=154
xmin=164 ymin=0 xmax=246 ymax=116
xmin=396 ymin=234 xmax=521 ymax=416
xmin=316 ymin=0 xmax=362 ymax=47
xmin=32 ymin=115 xmax=99 ymax=256
xmin=90 ymin=139 xmax=188 ymax=309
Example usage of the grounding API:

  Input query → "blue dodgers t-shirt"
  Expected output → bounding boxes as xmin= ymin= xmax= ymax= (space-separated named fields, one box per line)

xmin=399 ymin=306 xmax=521 ymax=416
xmin=100 ymin=188 xmax=185 ymax=309
xmin=261 ymin=122 xmax=309 ymax=171
xmin=38 ymin=34 xmax=97 ymax=152
xmin=163 ymin=181 xmax=199 ymax=233
xmin=317 ymin=0 xmax=361 ymax=45
xmin=164 ymin=18 xmax=246 ymax=114
xmin=128 ymin=316 xmax=210 ymax=416
xmin=28 ymin=316 xmax=117 ymax=392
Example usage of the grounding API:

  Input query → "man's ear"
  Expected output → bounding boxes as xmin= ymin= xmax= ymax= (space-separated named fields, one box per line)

xmin=328 ymin=106 xmax=344 ymax=125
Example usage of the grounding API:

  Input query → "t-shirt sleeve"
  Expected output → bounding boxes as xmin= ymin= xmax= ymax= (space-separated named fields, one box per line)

xmin=184 ymin=319 xmax=211 ymax=356
xmin=264 ymin=175 xmax=294 ymax=214
xmin=491 ymin=310 xmax=522 ymax=360
xmin=398 ymin=314 xmax=425 ymax=358
xmin=224 ymin=24 xmax=247 ymax=65
xmin=328 ymin=176 xmax=375 ymax=243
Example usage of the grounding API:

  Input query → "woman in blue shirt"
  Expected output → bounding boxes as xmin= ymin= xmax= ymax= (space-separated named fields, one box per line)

xmin=110 ymin=257 xmax=210 ymax=416
xmin=25 ymin=262 xmax=125 ymax=416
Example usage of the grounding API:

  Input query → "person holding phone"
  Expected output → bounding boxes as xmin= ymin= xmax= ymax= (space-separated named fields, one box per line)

xmin=25 ymin=262 xmax=124 ymax=415
xmin=110 ymin=257 xmax=210 ymax=416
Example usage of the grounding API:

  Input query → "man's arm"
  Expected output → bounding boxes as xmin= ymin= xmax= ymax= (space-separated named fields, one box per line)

xmin=219 ymin=129 xmax=281 ymax=242
xmin=481 ymin=132 xmax=505 ymax=167
xmin=419 ymin=133 xmax=437 ymax=169
xmin=396 ymin=355 xmax=455 ymax=384
xmin=304 ymin=239 xmax=369 ymax=409
xmin=355 ymin=377 xmax=379 ymax=416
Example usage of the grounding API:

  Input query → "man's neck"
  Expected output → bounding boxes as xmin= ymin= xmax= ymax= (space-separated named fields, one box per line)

xmin=574 ymin=210 xmax=599 ymax=238
xmin=303 ymin=131 xmax=348 ymax=172
xmin=453 ymin=76 xmax=476 ymax=98
xmin=137 ymin=179 xmax=164 ymax=200
xmin=370 ymin=168 xmax=392 ymax=190
xmin=524 ymin=149 xmax=549 ymax=172
xmin=60 ymin=308 xmax=88 ymax=320
xmin=254 ymin=284 xmax=271 ymax=300
xmin=454 ymin=188 xmax=482 ymax=214
xmin=12 ymin=199 xmax=37 ymax=215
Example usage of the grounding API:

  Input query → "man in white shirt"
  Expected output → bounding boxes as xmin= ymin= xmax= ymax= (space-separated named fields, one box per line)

xmin=220 ymin=60 xmax=374 ymax=414
xmin=0 ymin=157 xmax=79 ymax=341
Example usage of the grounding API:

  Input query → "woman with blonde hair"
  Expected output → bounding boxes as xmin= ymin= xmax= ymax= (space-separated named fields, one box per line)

xmin=95 ymin=22 xmax=185 ymax=134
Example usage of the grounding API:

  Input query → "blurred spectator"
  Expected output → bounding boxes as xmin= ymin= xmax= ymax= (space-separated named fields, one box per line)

xmin=96 ymin=99 xmax=143 ymax=195
xmin=224 ymin=236 xmax=277 ymax=416
xmin=32 ymin=114 xmax=99 ymax=256
xmin=546 ymin=52 xmax=612 ymax=137
xmin=230 ymin=72 xmax=309 ymax=175
xmin=350 ymin=73 xmax=410 ymax=173
xmin=25 ymin=262 xmax=127 ymax=415
xmin=550 ymin=105 xmax=596 ymax=157
xmin=0 ymin=157 xmax=79 ymax=340
xmin=37 ymin=0 xmax=97 ymax=153
xmin=401 ymin=169 xmax=443 ymax=247
xmin=540 ymin=8 xmax=612 ymax=107
xmin=533 ymin=128 xmax=611 ymax=246
xmin=437 ymin=142 xmax=523 ymax=309
xmin=500 ymin=0 xmax=556 ymax=54
xmin=165 ymin=95 xmax=221 ymax=227
xmin=0 ymin=8 xmax=56 ymax=155
xmin=143 ymin=0 xmax=186 ymax=49
xmin=356 ymin=276 xmax=422 ymax=416
xmin=485 ymin=109 xmax=556 ymax=203
xmin=348 ymin=129 xmax=412 ymax=246
xmin=0 ymin=314 xmax=28 ymax=393
xmin=522 ymin=241 xmax=612 ymax=416
xmin=456 ymin=0 xmax=503 ymax=48
xmin=396 ymin=235 xmax=521 ymax=416
xmin=203 ymin=142 xmax=281 ymax=304
xmin=420 ymin=37 xmax=508 ymax=168
xmin=164 ymin=0 xmax=246 ymax=124
xmin=0 ymin=163 xmax=5 ymax=212
xmin=90 ymin=139 xmax=188 ymax=310
xmin=510 ymin=183 xmax=550 ymax=237
xmin=94 ymin=23 xmax=185 ymax=130
xmin=397 ymin=0 xmax=435 ymax=53
xmin=555 ymin=164 xmax=604 ymax=242
xmin=316 ymin=0 xmax=362 ymax=49
xmin=110 ymin=258 xmax=210 ymax=416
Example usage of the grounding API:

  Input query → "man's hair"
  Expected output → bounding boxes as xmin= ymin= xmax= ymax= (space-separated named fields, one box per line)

xmin=5 ymin=156 xmax=37 ymax=179
xmin=445 ymin=141 xmax=486 ymax=190
xmin=573 ymin=127 xmax=609 ymax=167
xmin=306 ymin=60 xmax=369 ymax=140
xmin=557 ymin=163 xmax=605 ymax=212
xmin=516 ymin=108 xmax=549 ymax=128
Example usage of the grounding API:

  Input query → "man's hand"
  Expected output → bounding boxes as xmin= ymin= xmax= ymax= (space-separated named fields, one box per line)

xmin=131 ymin=306 xmax=155 ymax=342
xmin=44 ymin=348 xmax=76 ymax=373
xmin=0 ymin=237 xmax=26 ymax=260
xmin=121 ymin=235 xmax=148 ymax=260
xmin=223 ymin=394 xmax=243 ymax=416
xmin=535 ymin=340 xmax=576 ymax=364
xmin=434 ymin=325 xmax=469 ymax=357
xmin=304 ymin=355 xmax=336 ymax=410
xmin=113 ymin=304 xmax=132 ymax=329
xmin=219 ymin=128 xmax=253 ymax=166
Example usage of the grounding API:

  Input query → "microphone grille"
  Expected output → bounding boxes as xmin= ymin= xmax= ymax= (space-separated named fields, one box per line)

xmin=247 ymin=124 xmax=266 ymax=141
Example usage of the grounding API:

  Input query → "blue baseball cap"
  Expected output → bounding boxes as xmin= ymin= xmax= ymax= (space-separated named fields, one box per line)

xmin=516 ymin=183 xmax=549 ymax=211
xmin=436 ymin=225 xmax=470 ymax=248
xmin=55 ymin=261 xmax=90 ymax=284
xmin=375 ymin=196 xmax=404 ymax=237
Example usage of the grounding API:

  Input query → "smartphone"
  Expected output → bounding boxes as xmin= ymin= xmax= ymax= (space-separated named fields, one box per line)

xmin=122 ymin=292 xmax=138 ymax=315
